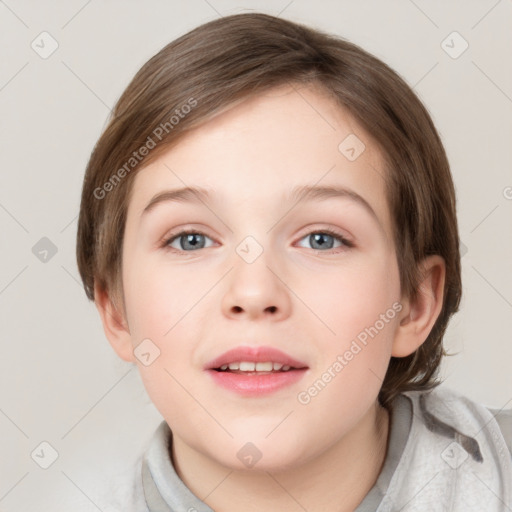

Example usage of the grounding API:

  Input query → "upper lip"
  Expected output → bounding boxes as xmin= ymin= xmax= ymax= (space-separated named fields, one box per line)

xmin=204 ymin=346 xmax=308 ymax=370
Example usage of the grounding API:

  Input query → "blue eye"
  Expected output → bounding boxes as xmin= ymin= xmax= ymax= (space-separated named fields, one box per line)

xmin=162 ymin=228 xmax=353 ymax=253
xmin=164 ymin=230 xmax=215 ymax=252
xmin=297 ymin=230 xmax=353 ymax=251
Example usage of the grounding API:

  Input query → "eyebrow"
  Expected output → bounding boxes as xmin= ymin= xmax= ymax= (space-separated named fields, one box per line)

xmin=141 ymin=185 xmax=382 ymax=229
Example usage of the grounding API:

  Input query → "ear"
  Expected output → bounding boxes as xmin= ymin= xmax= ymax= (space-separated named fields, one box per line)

xmin=94 ymin=282 xmax=135 ymax=362
xmin=392 ymin=255 xmax=446 ymax=357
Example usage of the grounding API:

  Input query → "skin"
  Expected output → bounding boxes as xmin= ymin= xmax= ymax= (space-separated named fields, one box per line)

xmin=95 ymin=82 xmax=446 ymax=511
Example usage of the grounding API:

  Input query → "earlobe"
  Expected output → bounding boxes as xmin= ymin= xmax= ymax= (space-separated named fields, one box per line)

xmin=93 ymin=282 xmax=135 ymax=363
xmin=392 ymin=255 xmax=446 ymax=357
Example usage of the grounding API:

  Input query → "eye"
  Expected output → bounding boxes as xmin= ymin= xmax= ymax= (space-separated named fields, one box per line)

xmin=163 ymin=230 xmax=215 ymax=252
xmin=296 ymin=229 xmax=353 ymax=252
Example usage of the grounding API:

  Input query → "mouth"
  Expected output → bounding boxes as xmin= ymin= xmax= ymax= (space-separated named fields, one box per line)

xmin=205 ymin=346 xmax=309 ymax=396
xmin=213 ymin=361 xmax=303 ymax=374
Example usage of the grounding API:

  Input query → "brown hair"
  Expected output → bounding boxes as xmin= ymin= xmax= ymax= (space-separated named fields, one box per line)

xmin=76 ymin=12 xmax=461 ymax=408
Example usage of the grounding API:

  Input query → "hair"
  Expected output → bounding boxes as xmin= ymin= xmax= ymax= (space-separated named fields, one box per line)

xmin=76 ymin=12 xmax=461 ymax=408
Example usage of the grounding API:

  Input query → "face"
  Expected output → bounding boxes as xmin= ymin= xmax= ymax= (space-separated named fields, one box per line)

xmin=120 ymin=83 xmax=403 ymax=470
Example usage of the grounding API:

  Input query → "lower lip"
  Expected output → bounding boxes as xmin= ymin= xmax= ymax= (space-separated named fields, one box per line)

xmin=206 ymin=369 xmax=308 ymax=396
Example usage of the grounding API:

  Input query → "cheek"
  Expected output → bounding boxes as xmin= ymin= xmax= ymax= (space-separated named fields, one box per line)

xmin=123 ymin=258 xmax=206 ymax=376
xmin=296 ymin=260 xmax=398 ymax=426
xmin=305 ymin=254 xmax=400 ymax=341
xmin=123 ymin=255 xmax=192 ymax=337
xmin=301 ymin=253 xmax=400 ymax=405
xmin=123 ymin=260 xmax=202 ymax=415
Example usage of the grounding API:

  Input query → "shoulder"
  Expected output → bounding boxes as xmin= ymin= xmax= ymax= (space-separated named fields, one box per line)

xmin=403 ymin=384 xmax=512 ymax=460
xmin=378 ymin=385 xmax=512 ymax=511
xmin=486 ymin=405 xmax=512 ymax=458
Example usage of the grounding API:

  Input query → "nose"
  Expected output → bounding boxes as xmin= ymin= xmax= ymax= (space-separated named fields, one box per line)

xmin=221 ymin=250 xmax=292 ymax=321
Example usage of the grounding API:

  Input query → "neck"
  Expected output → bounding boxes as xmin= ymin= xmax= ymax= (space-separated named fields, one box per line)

xmin=170 ymin=400 xmax=390 ymax=512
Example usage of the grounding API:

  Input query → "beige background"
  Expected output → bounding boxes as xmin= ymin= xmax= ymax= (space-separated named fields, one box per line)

xmin=1 ymin=0 xmax=511 ymax=510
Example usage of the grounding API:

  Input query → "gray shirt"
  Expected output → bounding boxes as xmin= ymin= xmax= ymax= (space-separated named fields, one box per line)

xmin=104 ymin=385 xmax=512 ymax=511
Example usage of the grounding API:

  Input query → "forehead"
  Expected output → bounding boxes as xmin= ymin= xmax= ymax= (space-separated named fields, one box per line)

xmin=127 ymin=83 xmax=393 ymax=244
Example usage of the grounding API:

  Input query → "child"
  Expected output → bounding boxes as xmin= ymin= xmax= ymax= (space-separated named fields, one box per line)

xmin=76 ymin=12 xmax=512 ymax=511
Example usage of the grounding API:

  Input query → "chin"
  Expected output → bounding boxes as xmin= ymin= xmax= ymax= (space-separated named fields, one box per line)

xmin=210 ymin=430 xmax=313 ymax=473
xmin=219 ymin=450 xmax=308 ymax=473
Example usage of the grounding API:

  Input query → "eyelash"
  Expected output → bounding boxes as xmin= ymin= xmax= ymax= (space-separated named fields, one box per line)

xmin=159 ymin=227 xmax=354 ymax=254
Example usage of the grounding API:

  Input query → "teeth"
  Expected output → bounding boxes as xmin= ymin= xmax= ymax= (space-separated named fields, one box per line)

xmin=255 ymin=362 xmax=273 ymax=371
xmin=219 ymin=361 xmax=294 ymax=372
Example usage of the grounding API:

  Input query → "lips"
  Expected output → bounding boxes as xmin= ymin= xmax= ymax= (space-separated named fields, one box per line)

xmin=204 ymin=346 xmax=309 ymax=396
xmin=204 ymin=346 xmax=308 ymax=371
